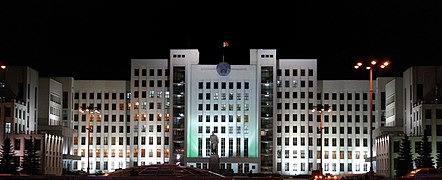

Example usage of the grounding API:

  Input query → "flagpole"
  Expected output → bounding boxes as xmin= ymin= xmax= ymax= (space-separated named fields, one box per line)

xmin=222 ymin=42 xmax=225 ymax=62
xmin=222 ymin=41 xmax=228 ymax=62
xmin=222 ymin=47 xmax=224 ymax=62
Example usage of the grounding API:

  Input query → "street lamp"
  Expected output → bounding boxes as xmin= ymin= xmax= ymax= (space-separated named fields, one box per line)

xmin=0 ymin=65 xmax=6 ymax=99
xmin=312 ymin=104 xmax=332 ymax=176
xmin=354 ymin=59 xmax=389 ymax=180
xmin=1 ymin=65 xmax=5 ymax=83
xmin=79 ymin=106 xmax=100 ymax=175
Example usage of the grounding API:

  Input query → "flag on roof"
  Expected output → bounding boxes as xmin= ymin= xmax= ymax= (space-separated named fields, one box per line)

xmin=223 ymin=41 xmax=229 ymax=47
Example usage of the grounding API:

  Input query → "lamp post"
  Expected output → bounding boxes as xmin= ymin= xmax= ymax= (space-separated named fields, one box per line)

xmin=79 ymin=106 xmax=100 ymax=175
xmin=0 ymin=65 xmax=6 ymax=101
xmin=354 ymin=59 xmax=389 ymax=180
xmin=312 ymin=104 xmax=332 ymax=176
xmin=1 ymin=65 xmax=5 ymax=87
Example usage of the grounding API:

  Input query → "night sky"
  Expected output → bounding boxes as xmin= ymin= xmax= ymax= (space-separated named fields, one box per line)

xmin=1 ymin=1 xmax=442 ymax=80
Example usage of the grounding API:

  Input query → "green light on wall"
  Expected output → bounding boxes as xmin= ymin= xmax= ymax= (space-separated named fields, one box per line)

xmin=186 ymin=115 xmax=259 ymax=158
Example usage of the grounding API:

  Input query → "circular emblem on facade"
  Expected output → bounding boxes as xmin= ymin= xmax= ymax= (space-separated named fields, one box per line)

xmin=216 ymin=62 xmax=231 ymax=76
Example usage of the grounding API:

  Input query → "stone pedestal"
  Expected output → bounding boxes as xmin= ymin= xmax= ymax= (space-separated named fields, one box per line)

xmin=209 ymin=154 xmax=220 ymax=173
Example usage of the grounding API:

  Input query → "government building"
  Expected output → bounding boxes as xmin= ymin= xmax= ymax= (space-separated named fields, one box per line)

xmin=1 ymin=49 xmax=441 ymax=178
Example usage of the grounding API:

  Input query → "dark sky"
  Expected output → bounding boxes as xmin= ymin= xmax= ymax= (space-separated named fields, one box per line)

xmin=1 ymin=1 xmax=442 ymax=80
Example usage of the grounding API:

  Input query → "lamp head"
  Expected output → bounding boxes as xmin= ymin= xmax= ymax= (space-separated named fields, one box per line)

xmin=380 ymin=61 xmax=389 ymax=68
xmin=355 ymin=62 xmax=363 ymax=69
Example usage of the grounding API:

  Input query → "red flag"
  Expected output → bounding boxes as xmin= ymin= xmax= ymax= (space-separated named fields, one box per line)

xmin=223 ymin=41 xmax=229 ymax=47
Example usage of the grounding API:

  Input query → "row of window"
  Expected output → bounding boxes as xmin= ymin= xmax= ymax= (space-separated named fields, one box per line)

xmin=73 ymin=148 xmax=168 ymax=158
xmin=197 ymin=138 xmax=249 ymax=157
xmin=75 ymin=92 xmax=125 ymax=100
xmin=193 ymin=163 xmax=253 ymax=174
xmin=74 ymin=112 xmax=169 ymax=123
xmin=276 ymin=149 xmax=368 ymax=160
xmin=197 ymin=114 xmax=249 ymax=123
xmin=75 ymin=124 xmax=166 ymax=134
xmin=75 ymin=114 xmax=126 ymax=122
xmin=198 ymin=104 xmax=250 ymax=111
xmin=198 ymin=126 xmax=249 ymax=134
xmin=74 ymin=136 xmax=169 ymax=146
xmin=276 ymin=80 xmax=313 ymax=88
xmin=133 ymin=113 xmax=170 ymax=121
xmin=50 ymin=93 xmax=62 ymax=105
xmin=74 ymin=161 xmax=154 ymax=172
xmin=277 ymin=91 xmax=313 ymax=99
xmin=133 ymin=68 xmax=313 ymax=78
xmin=74 ymin=103 xmax=126 ymax=111
xmin=277 ymin=126 xmax=368 ymax=135
xmin=134 ymin=68 xmax=168 ymax=77
xmin=276 ymin=114 xmax=374 ymax=123
xmin=278 ymin=103 xmax=373 ymax=112
xmin=7 ymin=122 xmax=28 ymax=134
xmin=318 ymin=92 xmax=372 ymax=101
xmin=133 ymin=101 xmax=170 ymax=110
xmin=198 ymin=82 xmax=250 ymax=89
xmin=198 ymin=92 xmax=250 ymax=100
xmin=133 ymin=91 xmax=170 ymax=99
xmin=13 ymin=107 xmax=24 ymax=119
xmin=74 ymin=161 xmax=117 ymax=172
xmin=277 ymin=69 xmax=314 ymax=77
xmin=276 ymin=137 xmax=368 ymax=147
xmin=72 ymin=112 xmax=371 ymax=124
xmin=276 ymin=162 xmax=368 ymax=172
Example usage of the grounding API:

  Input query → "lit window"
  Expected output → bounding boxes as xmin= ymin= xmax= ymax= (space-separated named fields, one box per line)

xmin=149 ymin=91 xmax=155 ymax=98
xmin=5 ymin=122 xmax=11 ymax=134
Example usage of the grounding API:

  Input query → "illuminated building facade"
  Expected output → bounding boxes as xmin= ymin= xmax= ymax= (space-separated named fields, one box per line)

xmin=125 ymin=49 xmax=374 ymax=175
xmin=51 ymin=49 xmax=378 ymax=175
xmin=376 ymin=66 xmax=442 ymax=178
xmin=5 ymin=51 xmax=441 ymax=177
xmin=72 ymin=80 xmax=129 ymax=172
xmin=0 ymin=67 xmax=65 ymax=175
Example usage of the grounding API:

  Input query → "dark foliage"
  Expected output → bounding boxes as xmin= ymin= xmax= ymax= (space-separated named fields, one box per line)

xmin=0 ymin=137 xmax=17 ymax=174
xmin=417 ymin=130 xmax=434 ymax=168
xmin=437 ymin=146 xmax=442 ymax=169
xmin=396 ymin=134 xmax=414 ymax=177
xmin=21 ymin=139 xmax=40 ymax=175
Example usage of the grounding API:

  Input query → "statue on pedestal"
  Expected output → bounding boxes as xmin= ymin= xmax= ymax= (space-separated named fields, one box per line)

xmin=210 ymin=131 xmax=219 ymax=155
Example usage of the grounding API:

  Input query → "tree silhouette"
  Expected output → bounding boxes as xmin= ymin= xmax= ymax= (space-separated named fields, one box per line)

xmin=417 ymin=130 xmax=434 ymax=168
xmin=21 ymin=138 xmax=40 ymax=175
xmin=0 ymin=137 xmax=17 ymax=174
xmin=436 ymin=144 xmax=442 ymax=169
xmin=396 ymin=134 xmax=414 ymax=177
